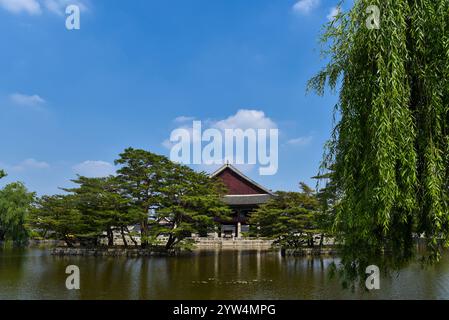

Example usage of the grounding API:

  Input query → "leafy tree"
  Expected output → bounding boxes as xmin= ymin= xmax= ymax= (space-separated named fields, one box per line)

xmin=153 ymin=164 xmax=231 ymax=250
xmin=29 ymin=195 xmax=83 ymax=247
xmin=64 ymin=176 xmax=143 ymax=247
xmin=30 ymin=176 xmax=143 ymax=247
xmin=249 ymin=183 xmax=322 ymax=249
xmin=313 ymin=168 xmax=339 ymax=242
xmin=115 ymin=148 xmax=173 ymax=247
xmin=0 ymin=170 xmax=6 ymax=180
xmin=0 ymin=182 xmax=35 ymax=244
xmin=115 ymin=148 xmax=231 ymax=249
xmin=30 ymin=148 xmax=230 ymax=250
xmin=309 ymin=0 xmax=449 ymax=272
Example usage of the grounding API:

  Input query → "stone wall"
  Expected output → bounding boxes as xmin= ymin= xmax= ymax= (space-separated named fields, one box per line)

xmin=283 ymin=247 xmax=338 ymax=256
xmin=52 ymin=247 xmax=177 ymax=257
xmin=190 ymin=237 xmax=274 ymax=249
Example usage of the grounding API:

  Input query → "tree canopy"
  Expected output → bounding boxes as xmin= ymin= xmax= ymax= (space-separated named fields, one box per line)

xmin=309 ymin=0 xmax=449 ymax=278
xmin=29 ymin=194 xmax=84 ymax=247
xmin=249 ymin=183 xmax=322 ymax=249
xmin=0 ymin=182 xmax=35 ymax=244
xmin=115 ymin=148 xmax=172 ymax=247
xmin=30 ymin=148 xmax=231 ymax=250
xmin=115 ymin=148 xmax=231 ymax=249
xmin=65 ymin=176 xmax=143 ymax=246
xmin=29 ymin=176 xmax=143 ymax=247
xmin=153 ymin=163 xmax=231 ymax=249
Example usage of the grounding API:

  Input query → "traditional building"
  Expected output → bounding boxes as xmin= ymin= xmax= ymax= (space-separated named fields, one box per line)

xmin=211 ymin=163 xmax=274 ymax=238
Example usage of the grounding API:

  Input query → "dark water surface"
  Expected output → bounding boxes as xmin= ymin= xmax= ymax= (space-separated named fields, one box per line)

xmin=1 ymin=247 xmax=449 ymax=299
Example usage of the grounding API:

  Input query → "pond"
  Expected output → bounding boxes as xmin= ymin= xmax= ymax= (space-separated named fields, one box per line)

xmin=1 ymin=247 xmax=449 ymax=299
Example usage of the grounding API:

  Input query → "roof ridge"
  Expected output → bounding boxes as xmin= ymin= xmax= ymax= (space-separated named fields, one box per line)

xmin=210 ymin=163 xmax=274 ymax=195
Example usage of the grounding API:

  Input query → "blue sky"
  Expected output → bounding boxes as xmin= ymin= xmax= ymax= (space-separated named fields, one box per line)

xmin=0 ymin=0 xmax=342 ymax=195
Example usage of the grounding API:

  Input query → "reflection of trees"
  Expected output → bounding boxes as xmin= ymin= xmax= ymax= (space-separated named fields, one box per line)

xmin=0 ymin=247 xmax=26 ymax=299
xmin=329 ymin=243 xmax=413 ymax=291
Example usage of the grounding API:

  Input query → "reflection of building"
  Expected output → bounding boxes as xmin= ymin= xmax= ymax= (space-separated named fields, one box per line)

xmin=211 ymin=163 xmax=274 ymax=238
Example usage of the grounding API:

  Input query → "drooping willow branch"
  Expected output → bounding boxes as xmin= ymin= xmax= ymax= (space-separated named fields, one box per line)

xmin=309 ymin=0 xmax=449 ymax=265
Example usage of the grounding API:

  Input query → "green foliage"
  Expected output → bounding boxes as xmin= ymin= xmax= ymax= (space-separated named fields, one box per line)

xmin=249 ymin=183 xmax=322 ymax=248
xmin=115 ymin=148 xmax=231 ymax=249
xmin=154 ymin=164 xmax=231 ymax=250
xmin=0 ymin=182 xmax=35 ymax=244
xmin=0 ymin=170 xmax=6 ymax=180
xmin=309 ymin=0 xmax=449 ymax=283
xmin=115 ymin=148 xmax=173 ymax=247
xmin=29 ymin=176 xmax=143 ymax=247
xmin=29 ymin=195 xmax=83 ymax=247
xmin=65 ymin=176 xmax=144 ymax=246
xmin=29 ymin=148 xmax=230 ymax=249
xmin=313 ymin=169 xmax=339 ymax=238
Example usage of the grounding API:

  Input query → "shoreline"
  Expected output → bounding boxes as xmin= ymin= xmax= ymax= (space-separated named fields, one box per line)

xmin=51 ymin=247 xmax=179 ymax=257
xmin=50 ymin=245 xmax=338 ymax=257
xmin=2 ymin=240 xmax=339 ymax=257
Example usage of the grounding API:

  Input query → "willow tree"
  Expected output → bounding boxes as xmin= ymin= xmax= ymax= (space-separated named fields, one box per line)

xmin=309 ymin=0 xmax=449 ymax=271
xmin=0 ymin=182 xmax=35 ymax=244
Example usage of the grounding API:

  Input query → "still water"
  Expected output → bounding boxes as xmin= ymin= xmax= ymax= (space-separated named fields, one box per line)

xmin=1 ymin=247 xmax=449 ymax=299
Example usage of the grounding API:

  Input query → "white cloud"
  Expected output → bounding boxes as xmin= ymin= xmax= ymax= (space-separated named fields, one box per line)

xmin=0 ymin=0 xmax=41 ymax=15
xmin=292 ymin=0 xmax=320 ymax=15
xmin=163 ymin=109 xmax=278 ymax=151
xmin=287 ymin=136 xmax=313 ymax=146
xmin=327 ymin=6 xmax=340 ymax=21
xmin=73 ymin=160 xmax=116 ymax=178
xmin=12 ymin=158 xmax=50 ymax=171
xmin=10 ymin=93 xmax=46 ymax=109
xmin=213 ymin=109 xmax=277 ymax=130
xmin=43 ymin=0 xmax=88 ymax=16
xmin=164 ymin=109 xmax=279 ymax=175
xmin=0 ymin=0 xmax=88 ymax=16
xmin=174 ymin=116 xmax=195 ymax=123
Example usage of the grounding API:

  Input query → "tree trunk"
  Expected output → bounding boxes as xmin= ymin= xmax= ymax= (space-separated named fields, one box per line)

xmin=120 ymin=227 xmax=128 ymax=248
xmin=140 ymin=219 xmax=149 ymax=248
xmin=165 ymin=234 xmax=176 ymax=250
xmin=126 ymin=226 xmax=138 ymax=247
xmin=280 ymin=248 xmax=286 ymax=257
xmin=107 ymin=228 xmax=114 ymax=247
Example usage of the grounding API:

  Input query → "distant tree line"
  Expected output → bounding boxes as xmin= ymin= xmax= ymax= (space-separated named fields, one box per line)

xmin=27 ymin=148 xmax=231 ymax=250
xmin=1 ymin=149 xmax=335 ymax=251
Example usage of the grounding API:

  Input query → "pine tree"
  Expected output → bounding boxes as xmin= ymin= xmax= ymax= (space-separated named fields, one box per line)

xmin=249 ymin=183 xmax=322 ymax=249
xmin=155 ymin=164 xmax=231 ymax=250
xmin=64 ymin=176 xmax=143 ymax=247
xmin=29 ymin=195 xmax=84 ymax=247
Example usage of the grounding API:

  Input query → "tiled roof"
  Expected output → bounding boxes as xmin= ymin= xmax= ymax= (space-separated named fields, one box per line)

xmin=210 ymin=163 xmax=274 ymax=195
xmin=222 ymin=194 xmax=273 ymax=206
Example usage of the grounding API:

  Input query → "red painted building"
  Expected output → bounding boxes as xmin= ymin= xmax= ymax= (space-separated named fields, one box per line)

xmin=211 ymin=163 xmax=274 ymax=238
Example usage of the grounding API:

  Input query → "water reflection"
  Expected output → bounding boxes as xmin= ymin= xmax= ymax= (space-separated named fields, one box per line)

xmin=1 ymin=247 xmax=449 ymax=299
